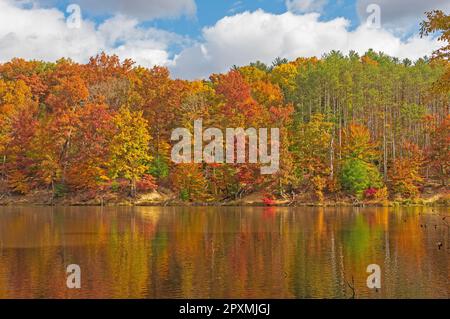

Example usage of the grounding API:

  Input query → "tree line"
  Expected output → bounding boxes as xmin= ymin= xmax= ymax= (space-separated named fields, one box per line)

xmin=0 ymin=12 xmax=448 ymax=203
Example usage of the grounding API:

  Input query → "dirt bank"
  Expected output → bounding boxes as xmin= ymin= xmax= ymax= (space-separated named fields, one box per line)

xmin=0 ymin=188 xmax=448 ymax=207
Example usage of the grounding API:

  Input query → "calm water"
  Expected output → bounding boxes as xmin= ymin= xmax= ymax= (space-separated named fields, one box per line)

xmin=0 ymin=206 xmax=448 ymax=299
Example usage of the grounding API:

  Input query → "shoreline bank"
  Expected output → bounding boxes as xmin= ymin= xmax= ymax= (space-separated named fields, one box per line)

xmin=0 ymin=192 xmax=448 ymax=208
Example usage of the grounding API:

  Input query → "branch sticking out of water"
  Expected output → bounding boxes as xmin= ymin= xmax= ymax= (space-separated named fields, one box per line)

xmin=345 ymin=275 xmax=356 ymax=299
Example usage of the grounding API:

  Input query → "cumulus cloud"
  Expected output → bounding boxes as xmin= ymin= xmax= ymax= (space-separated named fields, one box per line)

xmin=25 ymin=0 xmax=197 ymax=21
xmin=0 ymin=0 xmax=185 ymax=67
xmin=285 ymin=0 xmax=328 ymax=13
xmin=356 ymin=0 xmax=450 ymax=32
xmin=98 ymin=15 xmax=188 ymax=67
xmin=171 ymin=10 xmax=442 ymax=79
xmin=0 ymin=1 xmax=444 ymax=80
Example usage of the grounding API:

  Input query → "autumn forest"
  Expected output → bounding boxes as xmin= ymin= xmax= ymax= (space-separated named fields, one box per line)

xmin=0 ymin=11 xmax=448 ymax=206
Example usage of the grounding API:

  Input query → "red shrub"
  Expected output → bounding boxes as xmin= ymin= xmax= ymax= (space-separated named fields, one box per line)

xmin=262 ymin=194 xmax=276 ymax=206
xmin=136 ymin=174 xmax=158 ymax=192
xmin=364 ymin=187 xmax=378 ymax=199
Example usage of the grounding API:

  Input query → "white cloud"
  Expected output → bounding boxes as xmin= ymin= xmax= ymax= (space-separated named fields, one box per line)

xmin=98 ymin=15 xmax=188 ymax=67
xmin=285 ymin=0 xmax=328 ymax=13
xmin=356 ymin=0 xmax=450 ymax=32
xmin=28 ymin=0 xmax=197 ymax=21
xmin=0 ymin=1 xmax=444 ymax=80
xmin=0 ymin=0 xmax=184 ymax=67
xmin=171 ymin=10 xmax=442 ymax=79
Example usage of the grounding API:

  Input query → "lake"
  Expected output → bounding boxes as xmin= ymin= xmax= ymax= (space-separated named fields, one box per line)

xmin=0 ymin=206 xmax=448 ymax=299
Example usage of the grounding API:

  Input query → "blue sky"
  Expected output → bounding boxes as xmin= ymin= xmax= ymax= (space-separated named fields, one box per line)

xmin=44 ymin=0 xmax=361 ymax=38
xmin=0 ymin=0 xmax=448 ymax=79
xmin=150 ymin=0 xmax=360 ymax=39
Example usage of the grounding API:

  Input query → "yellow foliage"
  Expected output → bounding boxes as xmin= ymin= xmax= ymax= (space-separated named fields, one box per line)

xmin=109 ymin=107 xmax=152 ymax=195
xmin=341 ymin=124 xmax=379 ymax=162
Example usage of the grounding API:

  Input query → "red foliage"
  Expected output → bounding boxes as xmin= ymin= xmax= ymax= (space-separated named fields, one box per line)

xmin=364 ymin=187 xmax=378 ymax=199
xmin=136 ymin=174 xmax=158 ymax=192
xmin=212 ymin=70 xmax=268 ymax=126
xmin=262 ymin=194 xmax=276 ymax=206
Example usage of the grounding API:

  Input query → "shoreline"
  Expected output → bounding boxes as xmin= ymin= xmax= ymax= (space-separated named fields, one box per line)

xmin=1 ymin=187 xmax=448 ymax=208
xmin=0 ymin=193 xmax=448 ymax=208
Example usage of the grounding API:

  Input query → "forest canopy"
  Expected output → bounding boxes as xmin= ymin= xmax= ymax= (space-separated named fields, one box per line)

xmin=0 ymin=12 xmax=448 ymax=204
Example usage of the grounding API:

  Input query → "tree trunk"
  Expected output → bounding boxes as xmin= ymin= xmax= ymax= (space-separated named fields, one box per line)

xmin=131 ymin=179 xmax=137 ymax=198
xmin=383 ymin=104 xmax=388 ymax=182
xmin=330 ymin=134 xmax=334 ymax=180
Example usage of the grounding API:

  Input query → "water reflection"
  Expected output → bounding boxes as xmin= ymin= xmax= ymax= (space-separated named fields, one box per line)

xmin=0 ymin=206 xmax=448 ymax=299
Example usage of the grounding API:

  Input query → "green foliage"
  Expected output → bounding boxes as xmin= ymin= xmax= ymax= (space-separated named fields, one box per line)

xmin=53 ymin=183 xmax=68 ymax=198
xmin=340 ymin=159 xmax=383 ymax=198
xmin=249 ymin=61 xmax=269 ymax=73
xmin=148 ymin=155 xmax=169 ymax=180
xmin=0 ymin=47 xmax=448 ymax=202
xmin=271 ymin=57 xmax=289 ymax=69
xmin=180 ymin=189 xmax=190 ymax=202
xmin=400 ymin=103 xmax=426 ymax=122
xmin=110 ymin=181 xmax=120 ymax=193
